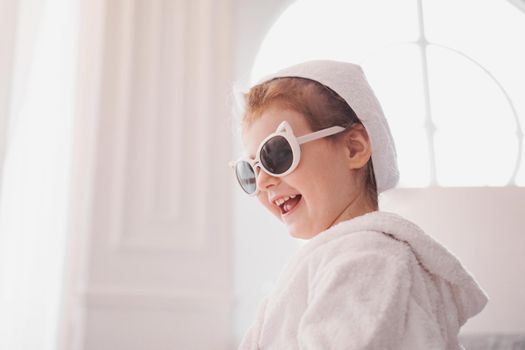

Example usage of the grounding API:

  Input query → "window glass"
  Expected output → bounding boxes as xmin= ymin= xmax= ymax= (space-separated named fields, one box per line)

xmin=252 ymin=0 xmax=525 ymax=187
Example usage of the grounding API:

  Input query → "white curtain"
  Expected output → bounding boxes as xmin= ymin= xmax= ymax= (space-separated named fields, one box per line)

xmin=0 ymin=0 xmax=79 ymax=349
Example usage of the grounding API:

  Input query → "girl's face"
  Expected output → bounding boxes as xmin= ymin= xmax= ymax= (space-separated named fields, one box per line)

xmin=242 ymin=104 xmax=373 ymax=239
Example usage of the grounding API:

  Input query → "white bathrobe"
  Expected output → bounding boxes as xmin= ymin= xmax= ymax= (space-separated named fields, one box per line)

xmin=238 ymin=210 xmax=488 ymax=350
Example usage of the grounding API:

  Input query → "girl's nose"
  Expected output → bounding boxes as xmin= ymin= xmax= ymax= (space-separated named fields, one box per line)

xmin=256 ymin=168 xmax=280 ymax=191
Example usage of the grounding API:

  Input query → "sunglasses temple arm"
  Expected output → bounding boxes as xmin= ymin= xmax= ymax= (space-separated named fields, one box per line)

xmin=296 ymin=126 xmax=346 ymax=144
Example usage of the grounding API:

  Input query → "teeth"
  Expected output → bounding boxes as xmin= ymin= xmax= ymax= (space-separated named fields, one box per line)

xmin=275 ymin=196 xmax=289 ymax=206
xmin=274 ymin=194 xmax=298 ymax=207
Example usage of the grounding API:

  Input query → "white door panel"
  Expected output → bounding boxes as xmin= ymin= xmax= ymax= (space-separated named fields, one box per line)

xmin=64 ymin=0 xmax=234 ymax=349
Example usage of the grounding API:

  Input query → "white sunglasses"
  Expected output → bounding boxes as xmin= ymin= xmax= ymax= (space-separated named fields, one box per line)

xmin=229 ymin=120 xmax=347 ymax=196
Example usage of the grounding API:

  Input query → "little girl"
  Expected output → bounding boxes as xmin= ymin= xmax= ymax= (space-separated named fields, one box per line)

xmin=231 ymin=60 xmax=488 ymax=349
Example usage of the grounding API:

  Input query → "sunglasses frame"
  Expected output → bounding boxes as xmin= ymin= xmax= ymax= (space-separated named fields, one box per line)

xmin=229 ymin=120 xmax=347 ymax=196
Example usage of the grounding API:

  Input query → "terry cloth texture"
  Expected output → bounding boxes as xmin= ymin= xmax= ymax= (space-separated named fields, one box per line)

xmin=238 ymin=210 xmax=489 ymax=350
xmin=257 ymin=60 xmax=399 ymax=194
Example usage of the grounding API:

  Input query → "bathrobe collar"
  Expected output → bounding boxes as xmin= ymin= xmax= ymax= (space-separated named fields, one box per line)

xmin=297 ymin=210 xmax=489 ymax=326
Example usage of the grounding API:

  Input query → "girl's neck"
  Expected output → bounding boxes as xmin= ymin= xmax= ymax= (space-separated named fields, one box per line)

xmin=329 ymin=189 xmax=377 ymax=228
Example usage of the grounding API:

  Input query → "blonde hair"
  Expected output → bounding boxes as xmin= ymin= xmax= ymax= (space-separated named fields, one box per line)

xmin=243 ymin=77 xmax=378 ymax=209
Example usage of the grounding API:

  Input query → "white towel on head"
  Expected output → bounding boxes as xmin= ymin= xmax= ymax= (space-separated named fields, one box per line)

xmin=238 ymin=210 xmax=488 ymax=350
xmin=257 ymin=60 xmax=399 ymax=194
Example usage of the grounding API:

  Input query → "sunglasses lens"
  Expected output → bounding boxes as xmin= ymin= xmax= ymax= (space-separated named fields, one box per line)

xmin=260 ymin=135 xmax=293 ymax=175
xmin=235 ymin=161 xmax=257 ymax=194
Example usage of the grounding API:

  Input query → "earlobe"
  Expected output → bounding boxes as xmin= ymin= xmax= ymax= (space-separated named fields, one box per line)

xmin=344 ymin=124 xmax=372 ymax=170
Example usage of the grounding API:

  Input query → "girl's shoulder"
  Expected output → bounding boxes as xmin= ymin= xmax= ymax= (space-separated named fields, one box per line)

xmin=304 ymin=228 xmax=413 ymax=277
xmin=299 ymin=210 xmax=424 ymax=267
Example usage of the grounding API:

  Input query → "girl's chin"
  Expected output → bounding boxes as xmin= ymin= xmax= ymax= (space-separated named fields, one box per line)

xmin=286 ymin=225 xmax=318 ymax=240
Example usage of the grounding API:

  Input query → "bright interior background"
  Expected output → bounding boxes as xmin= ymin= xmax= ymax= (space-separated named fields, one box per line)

xmin=0 ymin=0 xmax=78 ymax=348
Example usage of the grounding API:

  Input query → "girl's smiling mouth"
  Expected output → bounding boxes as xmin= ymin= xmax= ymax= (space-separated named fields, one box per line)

xmin=278 ymin=194 xmax=302 ymax=216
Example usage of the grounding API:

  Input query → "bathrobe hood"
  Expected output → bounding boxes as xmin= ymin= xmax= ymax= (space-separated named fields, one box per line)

xmin=304 ymin=210 xmax=489 ymax=326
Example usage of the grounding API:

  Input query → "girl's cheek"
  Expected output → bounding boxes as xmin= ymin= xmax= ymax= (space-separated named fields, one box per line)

xmin=257 ymin=195 xmax=270 ymax=210
xmin=258 ymin=195 xmax=281 ymax=218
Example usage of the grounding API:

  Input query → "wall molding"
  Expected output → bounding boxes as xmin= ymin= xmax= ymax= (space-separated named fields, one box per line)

xmin=81 ymin=287 xmax=234 ymax=312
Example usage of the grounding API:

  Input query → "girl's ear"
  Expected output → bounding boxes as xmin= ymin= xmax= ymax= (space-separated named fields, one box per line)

xmin=343 ymin=124 xmax=372 ymax=170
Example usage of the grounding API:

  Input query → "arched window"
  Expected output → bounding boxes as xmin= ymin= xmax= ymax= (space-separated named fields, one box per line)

xmin=251 ymin=0 xmax=525 ymax=188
